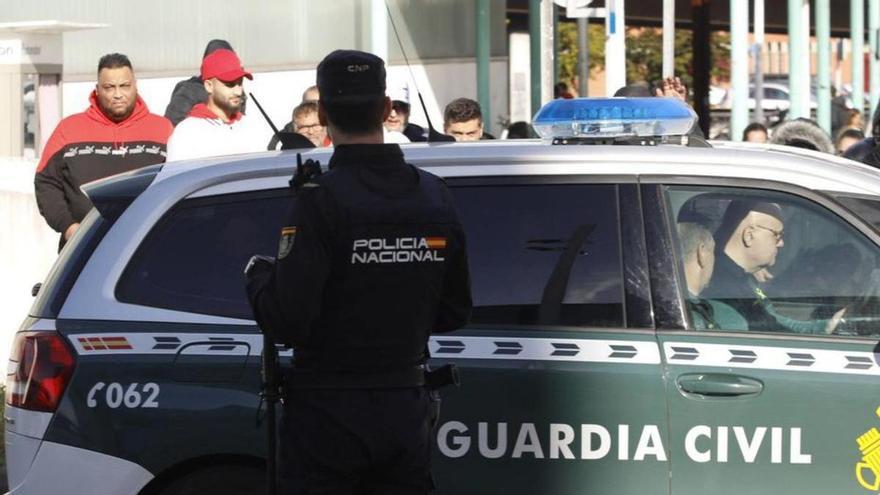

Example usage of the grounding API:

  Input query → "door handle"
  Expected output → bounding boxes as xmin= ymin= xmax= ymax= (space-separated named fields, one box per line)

xmin=676 ymin=373 xmax=763 ymax=398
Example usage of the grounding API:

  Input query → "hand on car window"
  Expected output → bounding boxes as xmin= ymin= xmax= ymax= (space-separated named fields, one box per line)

xmin=825 ymin=307 xmax=848 ymax=334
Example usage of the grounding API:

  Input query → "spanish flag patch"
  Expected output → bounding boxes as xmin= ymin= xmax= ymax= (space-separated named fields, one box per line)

xmin=426 ymin=237 xmax=447 ymax=249
xmin=278 ymin=226 xmax=297 ymax=259
xmin=78 ymin=336 xmax=133 ymax=351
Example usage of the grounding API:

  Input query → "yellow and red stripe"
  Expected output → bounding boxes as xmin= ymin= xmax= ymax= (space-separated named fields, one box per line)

xmin=77 ymin=336 xmax=132 ymax=351
xmin=425 ymin=237 xmax=447 ymax=249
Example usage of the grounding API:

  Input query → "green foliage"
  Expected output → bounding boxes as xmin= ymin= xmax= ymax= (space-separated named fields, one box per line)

xmin=556 ymin=22 xmax=605 ymax=92
xmin=556 ymin=22 xmax=732 ymax=93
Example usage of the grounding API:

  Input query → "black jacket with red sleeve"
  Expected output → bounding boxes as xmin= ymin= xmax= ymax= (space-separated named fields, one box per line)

xmin=35 ymin=91 xmax=173 ymax=240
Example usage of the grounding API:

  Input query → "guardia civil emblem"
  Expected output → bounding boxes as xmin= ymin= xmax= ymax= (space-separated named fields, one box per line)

xmin=278 ymin=226 xmax=297 ymax=259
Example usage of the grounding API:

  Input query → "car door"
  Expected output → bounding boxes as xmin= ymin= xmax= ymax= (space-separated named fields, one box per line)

xmin=429 ymin=177 xmax=670 ymax=495
xmin=59 ymin=189 xmax=295 ymax=476
xmin=644 ymin=180 xmax=880 ymax=495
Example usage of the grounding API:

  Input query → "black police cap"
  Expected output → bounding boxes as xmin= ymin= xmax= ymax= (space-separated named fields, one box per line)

xmin=317 ymin=50 xmax=386 ymax=104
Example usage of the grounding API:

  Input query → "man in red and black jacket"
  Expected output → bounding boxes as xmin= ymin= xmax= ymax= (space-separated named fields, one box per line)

xmin=35 ymin=53 xmax=173 ymax=249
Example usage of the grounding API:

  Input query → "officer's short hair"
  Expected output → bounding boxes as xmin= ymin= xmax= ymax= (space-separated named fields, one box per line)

xmin=444 ymin=98 xmax=483 ymax=127
xmin=97 ymin=53 xmax=132 ymax=75
xmin=678 ymin=222 xmax=714 ymax=260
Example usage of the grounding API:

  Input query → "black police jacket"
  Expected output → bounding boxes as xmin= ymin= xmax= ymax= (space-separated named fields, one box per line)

xmin=702 ymin=253 xmax=826 ymax=334
xmin=247 ymin=144 xmax=472 ymax=384
xmin=701 ymin=253 xmax=768 ymax=329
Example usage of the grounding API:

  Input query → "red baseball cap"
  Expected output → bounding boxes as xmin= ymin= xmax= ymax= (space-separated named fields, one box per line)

xmin=200 ymin=49 xmax=253 ymax=82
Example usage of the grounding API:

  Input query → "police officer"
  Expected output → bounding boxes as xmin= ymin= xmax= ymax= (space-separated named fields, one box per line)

xmin=245 ymin=49 xmax=472 ymax=494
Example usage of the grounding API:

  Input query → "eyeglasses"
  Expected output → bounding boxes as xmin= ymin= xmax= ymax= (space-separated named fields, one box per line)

xmin=296 ymin=123 xmax=322 ymax=133
xmin=754 ymin=224 xmax=784 ymax=241
xmin=391 ymin=102 xmax=410 ymax=113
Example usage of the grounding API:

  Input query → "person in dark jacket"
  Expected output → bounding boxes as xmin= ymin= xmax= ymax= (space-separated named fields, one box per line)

xmin=384 ymin=82 xmax=427 ymax=142
xmin=703 ymin=199 xmax=845 ymax=334
xmin=676 ymin=216 xmax=747 ymax=331
xmin=843 ymin=106 xmax=880 ymax=167
xmin=35 ymin=53 xmax=172 ymax=250
xmin=164 ymin=39 xmax=246 ymax=126
xmin=245 ymin=49 xmax=472 ymax=494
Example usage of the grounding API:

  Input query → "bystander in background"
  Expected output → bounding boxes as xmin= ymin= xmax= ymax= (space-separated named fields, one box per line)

xmin=167 ymin=49 xmax=267 ymax=160
xmin=164 ymin=40 xmax=246 ymax=127
xmin=291 ymin=100 xmax=328 ymax=147
xmin=769 ymin=118 xmax=834 ymax=154
xmin=35 ymin=53 xmax=172 ymax=249
xmin=836 ymin=127 xmax=865 ymax=156
xmin=384 ymin=82 xmax=427 ymax=142
xmin=743 ymin=122 xmax=769 ymax=143
xmin=444 ymin=98 xmax=494 ymax=141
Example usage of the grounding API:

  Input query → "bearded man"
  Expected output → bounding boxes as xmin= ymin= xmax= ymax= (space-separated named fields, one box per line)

xmin=166 ymin=49 xmax=267 ymax=161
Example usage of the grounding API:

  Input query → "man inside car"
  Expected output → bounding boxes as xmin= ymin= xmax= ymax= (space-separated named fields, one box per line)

xmin=677 ymin=216 xmax=747 ymax=331
xmin=704 ymin=199 xmax=846 ymax=334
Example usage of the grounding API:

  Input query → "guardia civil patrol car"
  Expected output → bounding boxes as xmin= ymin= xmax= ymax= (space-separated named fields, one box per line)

xmin=9 ymin=97 xmax=880 ymax=495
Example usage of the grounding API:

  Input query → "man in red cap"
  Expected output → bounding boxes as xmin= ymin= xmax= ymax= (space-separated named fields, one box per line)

xmin=34 ymin=53 xmax=172 ymax=249
xmin=166 ymin=48 xmax=268 ymax=161
xmin=164 ymin=39 xmax=248 ymax=127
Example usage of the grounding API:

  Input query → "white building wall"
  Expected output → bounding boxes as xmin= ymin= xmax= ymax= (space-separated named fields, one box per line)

xmin=0 ymin=159 xmax=58 ymax=366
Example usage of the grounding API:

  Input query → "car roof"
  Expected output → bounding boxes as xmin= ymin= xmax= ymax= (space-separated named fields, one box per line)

xmin=151 ymin=140 xmax=880 ymax=198
xmin=65 ymin=140 xmax=880 ymax=324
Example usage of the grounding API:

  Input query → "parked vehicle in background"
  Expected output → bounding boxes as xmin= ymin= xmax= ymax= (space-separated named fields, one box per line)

xmin=719 ymin=82 xmax=818 ymax=112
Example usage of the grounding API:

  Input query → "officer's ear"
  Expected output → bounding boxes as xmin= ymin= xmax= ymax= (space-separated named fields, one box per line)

xmin=203 ymin=78 xmax=214 ymax=96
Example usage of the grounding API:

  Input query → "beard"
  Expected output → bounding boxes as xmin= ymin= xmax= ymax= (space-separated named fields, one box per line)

xmin=213 ymin=93 xmax=242 ymax=116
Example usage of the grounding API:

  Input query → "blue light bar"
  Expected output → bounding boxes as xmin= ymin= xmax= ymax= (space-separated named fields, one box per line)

xmin=532 ymin=97 xmax=698 ymax=140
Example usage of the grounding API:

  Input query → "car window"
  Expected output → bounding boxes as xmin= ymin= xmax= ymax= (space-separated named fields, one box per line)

xmin=666 ymin=185 xmax=880 ymax=337
xmin=117 ymin=190 xmax=291 ymax=319
xmin=765 ymin=88 xmax=788 ymax=100
xmin=32 ymin=209 xmax=111 ymax=318
xmin=833 ymin=194 xmax=880 ymax=232
xmin=118 ymin=183 xmax=626 ymax=327
xmin=451 ymin=183 xmax=625 ymax=328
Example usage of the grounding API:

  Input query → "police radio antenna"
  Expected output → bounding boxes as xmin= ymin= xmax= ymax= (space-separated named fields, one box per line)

xmin=248 ymin=92 xmax=280 ymax=135
xmin=384 ymin=1 xmax=454 ymax=142
xmin=249 ymin=91 xmax=316 ymax=150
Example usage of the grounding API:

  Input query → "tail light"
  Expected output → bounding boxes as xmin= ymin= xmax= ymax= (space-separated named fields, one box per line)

xmin=6 ymin=332 xmax=75 ymax=412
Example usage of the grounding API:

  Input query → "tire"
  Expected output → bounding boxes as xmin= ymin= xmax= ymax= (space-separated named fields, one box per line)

xmin=159 ymin=464 xmax=266 ymax=495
